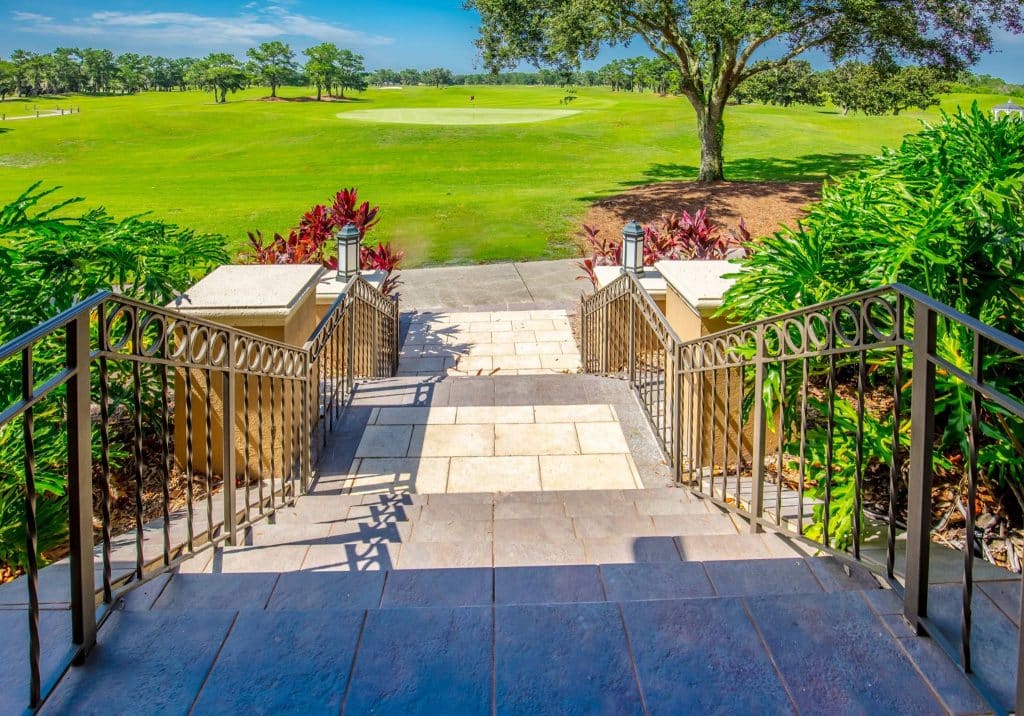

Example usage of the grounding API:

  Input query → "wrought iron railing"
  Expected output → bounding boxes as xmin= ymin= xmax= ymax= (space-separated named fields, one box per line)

xmin=580 ymin=272 xmax=682 ymax=463
xmin=1 ymin=273 xmax=397 ymax=710
xmin=306 ymin=275 xmax=400 ymax=460
xmin=582 ymin=278 xmax=1024 ymax=712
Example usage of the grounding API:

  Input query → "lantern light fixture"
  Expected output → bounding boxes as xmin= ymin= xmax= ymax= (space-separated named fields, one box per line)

xmin=621 ymin=220 xmax=645 ymax=275
xmin=337 ymin=223 xmax=361 ymax=282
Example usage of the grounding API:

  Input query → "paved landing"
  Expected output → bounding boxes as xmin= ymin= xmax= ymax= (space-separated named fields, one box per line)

xmin=35 ymin=560 xmax=997 ymax=715
xmin=399 ymin=309 xmax=581 ymax=376
xmin=347 ymin=404 xmax=641 ymax=494
xmin=393 ymin=259 xmax=581 ymax=310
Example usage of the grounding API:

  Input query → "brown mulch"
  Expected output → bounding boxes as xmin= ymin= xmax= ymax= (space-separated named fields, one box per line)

xmin=255 ymin=95 xmax=357 ymax=103
xmin=582 ymin=180 xmax=821 ymax=242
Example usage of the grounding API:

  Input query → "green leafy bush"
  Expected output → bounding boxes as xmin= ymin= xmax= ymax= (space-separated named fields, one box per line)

xmin=721 ymin=105 xmax=1024 ymax=547
xmin=0 ymin=184 xmax=228 ymax=572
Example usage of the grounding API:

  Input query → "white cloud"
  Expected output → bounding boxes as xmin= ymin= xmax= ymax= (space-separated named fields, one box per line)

xmin=11 ymin=11 xmax=53 ymax=23
xmin=9 ymin=3 xmax=392 ymax=52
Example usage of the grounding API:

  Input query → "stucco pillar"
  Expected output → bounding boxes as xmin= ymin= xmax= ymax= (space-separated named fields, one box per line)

xmin=168 ymin=265 xmax=323 ymax=481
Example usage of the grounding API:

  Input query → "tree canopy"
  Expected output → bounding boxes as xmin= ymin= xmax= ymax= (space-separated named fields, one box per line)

xmin=467 ymin=0 xmax=1023 ymax=180
xmin=187 ymin=53 xmax=247 ymax=104
xmin=246 ymin=41 xmax=297 ymax=98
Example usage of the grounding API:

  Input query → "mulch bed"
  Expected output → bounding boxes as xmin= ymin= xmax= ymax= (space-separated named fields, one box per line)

xmin=256 ymin=96 xmax=356 ymax=103
xmin=581 ymin=180 xmax=821 ymax=243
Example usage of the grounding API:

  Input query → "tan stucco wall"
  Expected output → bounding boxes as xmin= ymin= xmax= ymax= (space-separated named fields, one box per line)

xmin=172 ymin=290 xmax=316 ymax=481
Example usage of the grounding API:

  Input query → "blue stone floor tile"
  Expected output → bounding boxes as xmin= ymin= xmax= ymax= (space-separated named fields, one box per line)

xmin=495 ymin=565 xmax=604 ymax=605
xmin=380 ymin=567 xmax=492 ymax=608
xmin=496 ymin=601 xmax=643 ymax=716
xmin=266 ymin=571 xmax=385 ymax=610
xmin=925 ymin=583 xmax=1019 ymax=712
xmin=703 ymin=558 xmax=821 ymax=597
xmin=40 ymin=610 xmax=236 ymax=715
xmin=0 ymin=608 xmax=73 ymax=715
xmin=601 ymin=561 xmax=714 ymax=602
xmin=192 ymin=608 xmax=365 ymax=715
xmin=747 ymin=590 xmax=944 ymax=715
xmin=344 ymin=605 xmax=492 ymax=716
xmin=621 ymin=597 xmax=796 ymax=715
xmin=153 ymin=573 xmax=279 ymax=610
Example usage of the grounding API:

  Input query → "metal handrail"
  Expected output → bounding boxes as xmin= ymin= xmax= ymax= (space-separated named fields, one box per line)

xmin=580 ymin=271 xmax=682 ymax=462
xmin=1 ymin=275 xmax=399 ymax=711
xmin=582 ymin=278 xmax=1024 ymax=713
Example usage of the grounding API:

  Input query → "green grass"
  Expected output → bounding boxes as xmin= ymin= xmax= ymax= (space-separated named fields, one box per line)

xmin=0 ymin=86 xmax=1015 ymax=267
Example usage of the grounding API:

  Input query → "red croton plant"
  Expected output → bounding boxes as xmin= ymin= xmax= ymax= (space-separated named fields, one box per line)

xmin=247 ymin=188 xmax=403 ymax=295
xmin=576 ymin=208 xmax=751 ymax=287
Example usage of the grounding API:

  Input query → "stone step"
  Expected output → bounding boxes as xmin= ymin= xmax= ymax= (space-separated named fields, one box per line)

xmin=166 ymin=486 xmax=812 ymax=572
xmin=41 ymin=585 xmax=990 ymax=716
xmin=128 ymin=556 xmax=882 ymax=613
xmin=172 ymin=527 xmax=812 ymax=572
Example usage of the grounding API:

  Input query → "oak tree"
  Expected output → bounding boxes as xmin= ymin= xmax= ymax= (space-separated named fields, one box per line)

xmin=467 ymin=0 xmax=1022 ymax=181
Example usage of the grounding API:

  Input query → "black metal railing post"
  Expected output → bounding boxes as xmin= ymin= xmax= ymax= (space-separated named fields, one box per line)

xmin=347 ymin=299 xmax=356 ymax=387
xmin=580 ymin=297 xmax=588 ymax=371
xmin=748 ymin=324 xmax=768 ymax=533
xmin=221 ymin=362 xmax=237 ymax=547
xmin=302 ymin=365 xmax=312 ymax=492
xmin=904 ymin=300 xmax=937 ymax=633
xmin=672 ymin=343 xmax=683 ymax=484
xmin=66 ymin=312 xmax=96 ymax=664
xmin=622 ymin=288 xmax=630 ymax=383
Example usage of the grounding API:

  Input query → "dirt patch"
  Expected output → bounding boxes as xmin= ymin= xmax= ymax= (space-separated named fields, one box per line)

xmin=582 ymin=181 xmax=821 ymax=242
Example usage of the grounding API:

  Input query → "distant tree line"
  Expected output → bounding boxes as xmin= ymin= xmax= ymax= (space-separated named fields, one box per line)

xmin=733 ymin=60 xmax=951 ymax=116
xmin=948 ymin=71 xmax=1024 ymax=97
xmin=0 ymin=43 xmax=371 ymax=103
xmin=0 ymin=44 xmax=1013 ymax=114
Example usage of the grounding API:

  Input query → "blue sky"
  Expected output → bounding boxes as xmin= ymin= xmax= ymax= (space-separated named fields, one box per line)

xmin=3 ymin=0 xmax=1023 ymax=81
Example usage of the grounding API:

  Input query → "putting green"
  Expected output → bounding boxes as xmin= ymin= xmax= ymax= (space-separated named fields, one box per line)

xmin=336 ymin=107 xmax=582 ymax=125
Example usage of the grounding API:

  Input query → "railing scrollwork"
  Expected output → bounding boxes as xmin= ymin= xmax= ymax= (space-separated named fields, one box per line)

xmin=1 ymin=272 xmax=398 ymax=710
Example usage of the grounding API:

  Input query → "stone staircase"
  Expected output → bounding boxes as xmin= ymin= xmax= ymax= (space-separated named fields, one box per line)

xmin=31 ymin=306 xmax=1003 ymax=713
xmin=39 ymin=484 xmax=988 ymax=714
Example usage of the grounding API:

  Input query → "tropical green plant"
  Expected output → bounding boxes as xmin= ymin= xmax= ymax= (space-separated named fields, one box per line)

xmin=0 ymin=184 xmax=228 ymax=573
xmin=720 ymin=105 xmax=1024 ymax=547
xmin=245 ymin=188 xmax=403 ymax=295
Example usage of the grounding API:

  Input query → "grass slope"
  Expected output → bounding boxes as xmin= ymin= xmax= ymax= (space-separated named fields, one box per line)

xmin=0 ymin=86 xmax=1013 ymax=267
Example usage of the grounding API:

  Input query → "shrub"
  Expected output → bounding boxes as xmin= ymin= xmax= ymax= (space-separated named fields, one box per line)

xmin=245 ymin=188 xmax=403 ymax=294
xmin=719 ymin=105 xmax=1024 ymax=547
xmin=0 ymin=183 xmax=229 ymax=572
xmin=577 ymin=211 xmax=749 ymax=287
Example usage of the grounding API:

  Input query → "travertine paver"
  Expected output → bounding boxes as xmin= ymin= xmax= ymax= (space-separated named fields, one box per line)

xmin=448 ymin=456 xmax=542 ymax=492
xmin=399 ymin=309 xmax=581 ymax=376
xmin=347 ymin=403 xmax=639 ymax=494
xmin=539 ymin=454 xmax=642 ymax=491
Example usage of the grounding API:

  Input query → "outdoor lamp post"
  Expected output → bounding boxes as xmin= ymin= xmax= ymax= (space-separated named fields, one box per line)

xmin=337 ymin=223 xmax=361 ymax=281
xmin=621 ymin=220 xmax=645 ymax=275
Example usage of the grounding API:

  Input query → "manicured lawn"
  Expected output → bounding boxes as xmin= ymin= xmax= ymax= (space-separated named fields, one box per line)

xmin=0 ymin=86 xmax=1009 ymax=267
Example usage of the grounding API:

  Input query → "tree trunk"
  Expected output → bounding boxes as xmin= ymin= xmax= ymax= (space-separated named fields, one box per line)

xmin=316 ymin=84 xmax=322 ymax=101
xmin=219 ymin=87 xmax=227 ymax=104
xmin=271 ymin=81 xmax=277 ymax=98
xmin=694 ymin=102 xmax=726 ymax=182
